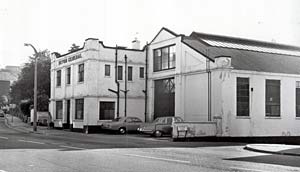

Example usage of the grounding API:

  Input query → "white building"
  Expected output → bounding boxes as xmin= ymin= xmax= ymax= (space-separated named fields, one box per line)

xmin=147 ymin=28 xmax=300 ymax=137
xmin=49 ymin=38 xmax=146 ymax=132
xmin=50 ymin=27 xmax=300 ymax=137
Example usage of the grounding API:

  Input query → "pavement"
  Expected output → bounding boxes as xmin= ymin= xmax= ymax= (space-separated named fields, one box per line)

xmin=4 ymin=114 xmax=66 ymax=135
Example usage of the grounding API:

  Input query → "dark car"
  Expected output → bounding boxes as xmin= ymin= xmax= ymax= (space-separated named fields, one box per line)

xmin=101 ymin=116 xmax=143 ymax=134
xmin=0 ymin=110 xmax=4 ymax=117
xmin=138 ymin=116 xmax=184 ymax=137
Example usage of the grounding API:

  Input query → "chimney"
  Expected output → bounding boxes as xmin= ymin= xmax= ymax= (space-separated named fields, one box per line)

xmin=132 ymin=37 xmax=140 ymax=50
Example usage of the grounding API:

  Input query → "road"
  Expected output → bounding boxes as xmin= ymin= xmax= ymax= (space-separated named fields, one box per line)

xmin=0 ymin=117 xmax=300 ymax=172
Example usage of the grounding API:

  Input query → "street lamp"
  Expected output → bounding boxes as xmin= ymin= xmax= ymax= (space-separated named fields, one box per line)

xmin=24 ymin=43 xmax=38 ymax=132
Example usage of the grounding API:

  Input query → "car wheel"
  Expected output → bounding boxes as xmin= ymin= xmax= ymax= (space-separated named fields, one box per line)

xmin=119 ymin=127 xmax=126 ymax=134
xmin=154 ymin=130 xmax=162 ymax=137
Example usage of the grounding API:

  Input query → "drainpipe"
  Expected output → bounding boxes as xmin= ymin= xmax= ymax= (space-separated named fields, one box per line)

xmin=143 ymin=43 xmax=148 ymax=122
xmin=124 ymin=55 xmax=128 ymax=117
xmin=115 ymin=46 xmax=120 ymax=117
xmin=206 ymin=49 xmax=212 ymax=121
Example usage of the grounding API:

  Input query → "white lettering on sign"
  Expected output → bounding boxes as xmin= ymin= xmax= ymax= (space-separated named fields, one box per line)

xmin=58 ymin=54 xmax=82 ymax=65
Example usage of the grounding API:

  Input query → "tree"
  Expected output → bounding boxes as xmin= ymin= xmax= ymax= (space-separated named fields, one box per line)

xmin=68 ymin=43 xmax=80 ymax=52
xmin=10 ymin=50 xmax=51 ymax=114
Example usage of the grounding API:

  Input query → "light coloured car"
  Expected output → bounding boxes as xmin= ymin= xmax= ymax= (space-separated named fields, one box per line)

xmin=101 ymin=116 xmax=143 ymax=134
xmin=138 ymin=116 xmax=184 ymax=137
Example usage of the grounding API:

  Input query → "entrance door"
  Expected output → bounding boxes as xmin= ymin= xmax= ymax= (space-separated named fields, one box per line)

xmin=154 ymin=78 xmax=175 ymax=119
xmin=66 ymin=99 xmax=70 ymax=128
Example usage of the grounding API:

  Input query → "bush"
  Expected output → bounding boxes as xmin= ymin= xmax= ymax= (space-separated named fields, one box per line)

xmin=20 ymin=101 xmax=32 ymax=117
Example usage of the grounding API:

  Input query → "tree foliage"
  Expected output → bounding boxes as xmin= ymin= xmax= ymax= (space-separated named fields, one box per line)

xmin=68 ymin=43 xmax=80 ymax=52
xmin=10 ymin=50 xmax=51 ymax=113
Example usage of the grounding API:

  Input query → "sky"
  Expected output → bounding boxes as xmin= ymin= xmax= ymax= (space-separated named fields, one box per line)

xmin=0 ymin=0 xmax=300 ymax=68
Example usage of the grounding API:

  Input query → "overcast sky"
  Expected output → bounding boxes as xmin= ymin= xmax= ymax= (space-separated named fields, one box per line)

xmin=0 ymin=0 xmax=300 ymax=68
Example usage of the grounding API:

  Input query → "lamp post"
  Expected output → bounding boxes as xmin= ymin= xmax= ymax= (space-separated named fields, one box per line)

xmin=24 ymin=43 xmax=38 ymax=132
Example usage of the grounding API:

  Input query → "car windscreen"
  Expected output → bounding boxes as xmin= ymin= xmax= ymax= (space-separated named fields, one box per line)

xmin=112 ymin=117 xmax=123 ymax=122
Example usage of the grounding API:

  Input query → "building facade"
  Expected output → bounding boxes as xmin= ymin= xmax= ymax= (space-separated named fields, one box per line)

xmin=50 ymin=28 xmax=300 ymax=137
xmin=49 ymin=38 xmax=146 ymax=132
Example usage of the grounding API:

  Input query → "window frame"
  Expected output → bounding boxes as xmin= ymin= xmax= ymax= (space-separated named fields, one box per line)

xmin=105 ymin=64 xmax=110 ymax=77
xmin=66 ymin=67 xmax=71 ymax=85
xmin=56 ymin=101 xmax=63 ymax=119
xmin=75 ymin=99 xmax=84 ymax=120
xmin=78 ymin=64 xmax=84 ymax=82
xmin=117 ymin=65 xmax=123 ymax=80
xmin=296 ymin=81 xmax=300 ymax=117
xmin=128 ymin=66 xmax=133 ymax=81
xmin=56 ymin=70 xmax=61 ymax=87
xmin=153 ymin=44 xmax=176 ymax=72
xmin=139 ymin=67 xmax=144 ymax=79
xmin=265 ymin=79 xmax=281 ymax=117
xmin=236 ymin=77 xmax=250 ymax=117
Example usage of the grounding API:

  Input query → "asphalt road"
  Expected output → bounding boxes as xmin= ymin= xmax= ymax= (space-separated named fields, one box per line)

xmin=0 ymin=117 xmax=300 ymax=172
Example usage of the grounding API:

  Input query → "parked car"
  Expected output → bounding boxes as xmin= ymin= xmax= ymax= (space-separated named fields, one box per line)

xmin=0 ymin=110 xmax=4 ymax=117
xmin=138 ymin=116 xmax=184 ymax=137
xmin=101 ymin=116 xmax=143 ymax=134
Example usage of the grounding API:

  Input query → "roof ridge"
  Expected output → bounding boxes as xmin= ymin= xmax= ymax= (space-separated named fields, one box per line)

xmin=191 ymin=31 xmax=300 ymax=51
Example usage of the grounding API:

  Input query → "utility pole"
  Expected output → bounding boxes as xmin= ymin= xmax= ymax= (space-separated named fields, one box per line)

xmin=124 ymin=55 xmax=128 ymax=117
xmin=24 ymin=43 xmax=38 ymax=132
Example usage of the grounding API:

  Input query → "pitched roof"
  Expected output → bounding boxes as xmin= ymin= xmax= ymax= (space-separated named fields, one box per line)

xmin=182 ymin=32 xmax=300 ymax=75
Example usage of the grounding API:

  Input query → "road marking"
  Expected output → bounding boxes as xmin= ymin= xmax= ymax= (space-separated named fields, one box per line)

xmin=230 ymin=167 xmax=269 ymax=172
xmin=125 ymin=154 xmax=191 ymax=164
xmin=0 ymin=136 xmax=8 ymax=140
xmin=59 ymin=145 xmax=85 ymax=150
xmin=18 ymin=139 xmax=45 ymax=145
xmin=0 ymin=170 xmax=8 ymax=172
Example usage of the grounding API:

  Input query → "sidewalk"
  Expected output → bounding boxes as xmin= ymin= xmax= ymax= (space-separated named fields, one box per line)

xmin=4 ymin=114 xmax=65 ymax=135
xmin=245 ymin=144 xmax=300 ymax=156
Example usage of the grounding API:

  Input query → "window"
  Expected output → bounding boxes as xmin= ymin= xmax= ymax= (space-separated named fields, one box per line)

xmin=153 ymin=45 xmax=176 ymax=72
xmin=117 ymin=66 xmax=123 ymax=80
xmin=139 ymin=67 xmax=144 ymax=78
xmin=296 ymin=81 xmax=300 ymax=117
xmin=266 ymin=80 xmax=280 ymax=117
xmin=56 ymin=70 xmax=61 ymax=86
xmin=75 ymin=99 xmax=84 ymax=120
xmin=56 ymin=101 xmax=63 ymax=119
xmin=99 ymin=102 xmax=115 ymax=120
xmin=78 ymin=64 xmax=84 ymax=82
xmin=128 ymin=66 xmax=133 ymax=81
xmin=66 ymin=67 xmax=71 ymax=84
xmin=105 ymin=64 xmax=110 ymax=76
xmin=236 ymin=77 xmax=249 ymax=116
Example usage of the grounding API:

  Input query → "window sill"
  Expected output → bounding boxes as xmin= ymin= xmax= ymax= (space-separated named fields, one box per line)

xmin=295 ymin=117 xmax=300 ymax=120
xmin=73 ymin=119 xmax=83 ymax=122
xmin=56 ymin=86 xmax=61 ymax=88
xmin=77 ymin=81 xmax=84 ymax=84
xmin=104 ymin=76 xmax=111 ymax=78
xmin=66 ymin=84 xmax=71 ymax=86
xmin=236 ymin=116 xmax=250 ymax=119
xmin=265 ymin=117 xmax=281 ymax=119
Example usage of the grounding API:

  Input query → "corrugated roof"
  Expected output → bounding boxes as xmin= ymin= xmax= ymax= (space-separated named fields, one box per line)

xmin=182 ymin=32 xmax=300 ymax=75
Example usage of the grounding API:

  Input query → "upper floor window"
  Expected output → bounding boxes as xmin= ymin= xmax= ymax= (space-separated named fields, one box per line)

xmin=139 ymin=67 xmax=144 ymax=78
xmin=153 ymin=45 xmax=176 ymax=72
xmin=296 ymin=81 xmax=300 ymax=117
xmin=236 ymin=77 xmax=249 ymax=116
xmin=105 ymin=64 xmax=110 ymax=76
xmin=128 ymin=66 xmax=133 ymax=81
xmin=118 ymin=66 xmax=123 ymax=80
xmin=66 ymin=67 xmax=71 ymax=85
xmin=56 ymin=70 xmax=61 ymax=86
xmin=266 ymin=79 xmax=280 ymax=117
xmin=78 ymin=64 xmax=84 ymax=82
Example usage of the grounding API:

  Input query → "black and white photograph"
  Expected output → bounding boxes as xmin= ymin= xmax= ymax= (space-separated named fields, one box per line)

xmin=1 ymin=0 xmax=300 ymax=171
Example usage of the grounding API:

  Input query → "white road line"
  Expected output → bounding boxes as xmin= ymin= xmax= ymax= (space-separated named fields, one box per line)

xmin=125 ymin=154 xmax=191 ymax=164
xmin=0 ymin=170 xmax=8 ymax=172
xmin=59 ymin=145 xmax=85 ymax=150
xmin=18 ymin=139 xmax=45 ymax=145
xmin=230 ymin=167 xmax=269 ymax=172
xmin=0 ymin=136 xmax=8 ymax=140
